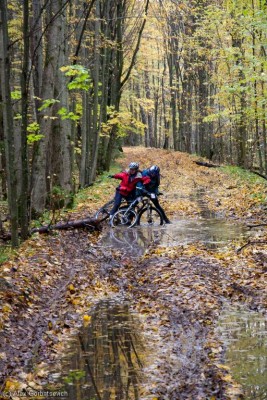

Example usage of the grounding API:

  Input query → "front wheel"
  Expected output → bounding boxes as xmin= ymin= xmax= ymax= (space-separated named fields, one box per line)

xmin=136 ymin=206 xmax=163 ymax=227
xmin=111 ymin=209 xmax=137 ymax=227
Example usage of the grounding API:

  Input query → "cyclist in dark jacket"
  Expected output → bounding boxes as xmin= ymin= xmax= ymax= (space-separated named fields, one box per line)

xmin=108 ymin=162 xmax=151 ymax=217
xmin=137 ymin=165 xmax=171 ymax=223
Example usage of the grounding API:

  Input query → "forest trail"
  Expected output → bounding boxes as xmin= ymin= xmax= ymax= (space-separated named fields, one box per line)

xmin=0 ymin=147 xmax=267 ymax=400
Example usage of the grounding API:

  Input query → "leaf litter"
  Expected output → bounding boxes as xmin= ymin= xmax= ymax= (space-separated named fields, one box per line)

xmin=0 ymin=147 xmax=267 ymax=399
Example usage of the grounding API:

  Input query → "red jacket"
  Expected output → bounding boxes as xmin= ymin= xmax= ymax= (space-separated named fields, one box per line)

xmin=113 ymin=171 xmax=150 ymax=197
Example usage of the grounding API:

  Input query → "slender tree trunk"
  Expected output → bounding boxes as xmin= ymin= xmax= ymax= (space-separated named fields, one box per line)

xmin=31 ymin=0 xmax=43 ymax=108
xmin=80 ymin=90 xmax=92 ymax=187
xmin=0 ymin=74 xmax=7 ymax=200
xmin=168 ymin=52 xmax=178 ymax=150
xmin=144 ymin=68 xmax=154 ymax=147
xmin=50 ymin=1 xmax=73 ymax=204
xmin=90 ymin=0 xmax=101 ymax=182
xmin=20 ymin=0 xmax=30 ymax=238
xmin=260 ymin=52 xmax=267 ymax=175
xmin=251 ymin=1 xmax=263 ymax=172
xmin=232 ymin=36 xmax=247 ymax=167
xmin=0 ymin=1 xmax=19 ymax=246
xmin=31 ymin=1 xmax=61 ymax=214
xmin=104 ymin=0 xmax=124 ymax=170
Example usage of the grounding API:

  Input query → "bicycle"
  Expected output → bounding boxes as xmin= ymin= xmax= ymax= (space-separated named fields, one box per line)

xmin=110 ymin=191 xmax=164 ymax=228
xmin=94 ymin=198 xmax=128 ymax=221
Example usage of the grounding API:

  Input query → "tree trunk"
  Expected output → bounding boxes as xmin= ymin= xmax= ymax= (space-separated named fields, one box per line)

xmin=20 ymin=0 xmax=30 ymax=239
xmin=0 ymin=0 xmax=19 ymax=246
xmin=232 ymin=36 xmax=247 ymax=167
xmin=31 ymin=0 xmax=62 ymax=215
xmin=50 ymin=2 xmax=73 ymax=205
xmin=90 ymin=0 xmax=101 ymax=182
xmin=144 ymin=68 xmax=154 ymax=147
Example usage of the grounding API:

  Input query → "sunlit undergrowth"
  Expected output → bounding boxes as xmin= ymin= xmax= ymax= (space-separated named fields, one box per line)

xmin=0 ymin=246 xmax=14 ymax=265
xmin=222 ymin=166 xmax=267 ymax=204
xmin=223 ymin=165 xmax=267 ymax=185
xmin=73 ymin=161 xmax=123 ymax=211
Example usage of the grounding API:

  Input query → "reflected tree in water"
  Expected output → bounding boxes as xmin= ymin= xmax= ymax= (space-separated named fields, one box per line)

xmin=219 ymin=307 xmax=267 ymax=400
xmin=61 ymin=300 xmax=144 ymax=400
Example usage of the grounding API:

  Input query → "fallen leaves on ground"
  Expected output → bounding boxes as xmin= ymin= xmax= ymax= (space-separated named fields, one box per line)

xmin=0 ymin=147 xmax=266 ymax=399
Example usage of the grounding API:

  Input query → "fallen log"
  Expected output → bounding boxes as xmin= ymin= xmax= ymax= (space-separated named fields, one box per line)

xmin=248 ymin=223 xmax=267 ymax=229
xmin=31 ymin=217 xmax=101 ymax=234
xmin=194 ymin=161 xmax=220 ymax=168
xmin=236 ymin=239 xmax=267 ymax=253
xmin=0 ymin=217 xmax=101 ymax=241
xmin=249 ymin=169 xmax=267 ymax=180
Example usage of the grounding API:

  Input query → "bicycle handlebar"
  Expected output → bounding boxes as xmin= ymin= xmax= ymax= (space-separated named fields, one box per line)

xmin=137 ymin=188 xmax=164 ymax=197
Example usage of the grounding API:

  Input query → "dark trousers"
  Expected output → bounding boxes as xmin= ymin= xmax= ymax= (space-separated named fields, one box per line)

xmin=110 ymin=191 xmax=133 ymax=216
xmin=151 ymin=197 xmax=169 ymax=222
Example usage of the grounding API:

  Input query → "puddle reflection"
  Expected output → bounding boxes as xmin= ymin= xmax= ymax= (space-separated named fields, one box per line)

xmin=49 ymin=300 xmax=144 ymax=400
xmin=218 ymin=304 xmax=267 ymax=399
xmin=100 ymin=219 xmax=249 ymax=256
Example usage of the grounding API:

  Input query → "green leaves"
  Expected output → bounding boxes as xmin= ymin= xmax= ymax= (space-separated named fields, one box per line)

xmin=60 ymin=65 xmax=92 ymax=91
xmin=57 ymin=107 xmax=80 ymax=122
xmin=38 ymin=98 xmax=60 ymax=112
xmin=101 ymin=109 xmax=146 ymax=138
xmin=27 ymin=122 xmax=43 ymax=144
xmin=11 ymin=90 xmax=21 ymax=100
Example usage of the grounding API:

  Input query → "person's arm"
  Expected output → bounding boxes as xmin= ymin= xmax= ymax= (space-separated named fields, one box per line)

xmin=112 ymin=172 xmax=125 ymax=180
xmin=142 ymin=175 xmax=151 ymax=185
xmin=135 ymin=181 xmax=144 ymax=196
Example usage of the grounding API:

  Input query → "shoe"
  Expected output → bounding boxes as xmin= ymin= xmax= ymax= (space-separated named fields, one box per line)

xmin=165 ymin=219 xmax=172 ymax=224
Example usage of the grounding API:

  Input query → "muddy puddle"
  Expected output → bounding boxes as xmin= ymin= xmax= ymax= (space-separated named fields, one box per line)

xmin=47 ymin=299 xmax=145 ymax=400
xmin=100 ymin=218 xmax=249 ymax=256
xmin=218 ymin=304 xmax=267 ymax=399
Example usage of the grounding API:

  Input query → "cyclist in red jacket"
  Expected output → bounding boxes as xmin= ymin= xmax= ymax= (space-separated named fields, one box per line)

xmin=108 ymin=162 xmax=150 ymax=217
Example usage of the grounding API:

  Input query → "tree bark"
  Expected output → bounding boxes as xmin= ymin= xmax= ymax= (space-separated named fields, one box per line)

xmin=0 ymin=0 xmax=19 ymax=246
xmin=50 ymin=1 xmax=73 ymax=205
xmin=20 ymin=0 xmax=30 ymax=239
xmin=90 ymin=0 xmax=101 ymax=183
xmin=31 ymin=0 xmax=62 ymax=215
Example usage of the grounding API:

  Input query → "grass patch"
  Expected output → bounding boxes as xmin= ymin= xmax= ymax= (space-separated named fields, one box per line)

xmin=30 ymin=159 xmax=124 ymax=227
xmin=222 ymin=166 xmax=267 ymax=185
xmin=0 ymin=246 xmax=14 ymax=265
xmin=74 ymin=161 xmax=122 ymax=208
xmin=222 ymin=166 xmax=267 ymax=204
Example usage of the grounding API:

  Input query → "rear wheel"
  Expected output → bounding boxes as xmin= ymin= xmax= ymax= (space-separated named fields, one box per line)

xmin=95 ymin=200 xmax=128 ymax=221
xmin=111 ymin=209 xmax=137 ymax=227
xmin=137 ymin=206 xmax=163 ymax=227
xmin=94 ymin=200 xmax=114 ymax=220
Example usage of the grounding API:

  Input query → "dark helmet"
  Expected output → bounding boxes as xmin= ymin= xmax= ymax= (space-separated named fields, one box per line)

xmin=149 ymin=165 xmax=160 ymax=175
xmin=128 ymin=162 xmax=139 ymax=169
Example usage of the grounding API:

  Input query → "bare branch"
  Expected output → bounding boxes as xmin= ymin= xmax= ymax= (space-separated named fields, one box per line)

xmin=120 ymin=0 xmax=150 ymax=89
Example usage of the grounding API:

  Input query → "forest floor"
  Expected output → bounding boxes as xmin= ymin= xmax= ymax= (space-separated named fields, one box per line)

xmin=0 ymin=147 xmax=267 ymax=400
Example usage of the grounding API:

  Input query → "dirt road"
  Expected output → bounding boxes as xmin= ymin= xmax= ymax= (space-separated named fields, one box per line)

xmin=0 ymin=147 xmax=266 ymax=399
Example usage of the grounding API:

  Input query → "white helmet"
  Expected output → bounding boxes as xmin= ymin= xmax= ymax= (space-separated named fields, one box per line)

xmin=128 ymin=162 xmax=139 ymax=169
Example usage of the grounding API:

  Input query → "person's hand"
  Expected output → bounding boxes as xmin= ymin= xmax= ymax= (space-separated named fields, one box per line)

xmin=142 ymin=188 xmax=150 ymax=196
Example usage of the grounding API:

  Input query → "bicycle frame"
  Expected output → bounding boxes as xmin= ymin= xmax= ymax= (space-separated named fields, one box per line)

xmin=110 ymin=192 xmax=164 ymax=228
xmin=122 ymin=197 xmax=141 ymax=216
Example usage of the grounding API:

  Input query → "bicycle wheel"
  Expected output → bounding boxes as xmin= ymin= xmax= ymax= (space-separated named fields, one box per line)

xmin=94 ymin=200 xmax=114 ymax=219
xmin=94 ymin=199 xmax=129 ymax=220
xmin=136 ymin=206 xmax=163 ymax=227
xmin=111 ymin=209 xmax=137 ymax=227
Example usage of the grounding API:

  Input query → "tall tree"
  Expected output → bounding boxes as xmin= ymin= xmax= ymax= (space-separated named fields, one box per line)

xmin=20 ymin=0 xmax=30 ymax=238
xmin=0 ymin=0 xmax=19 ymax=246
